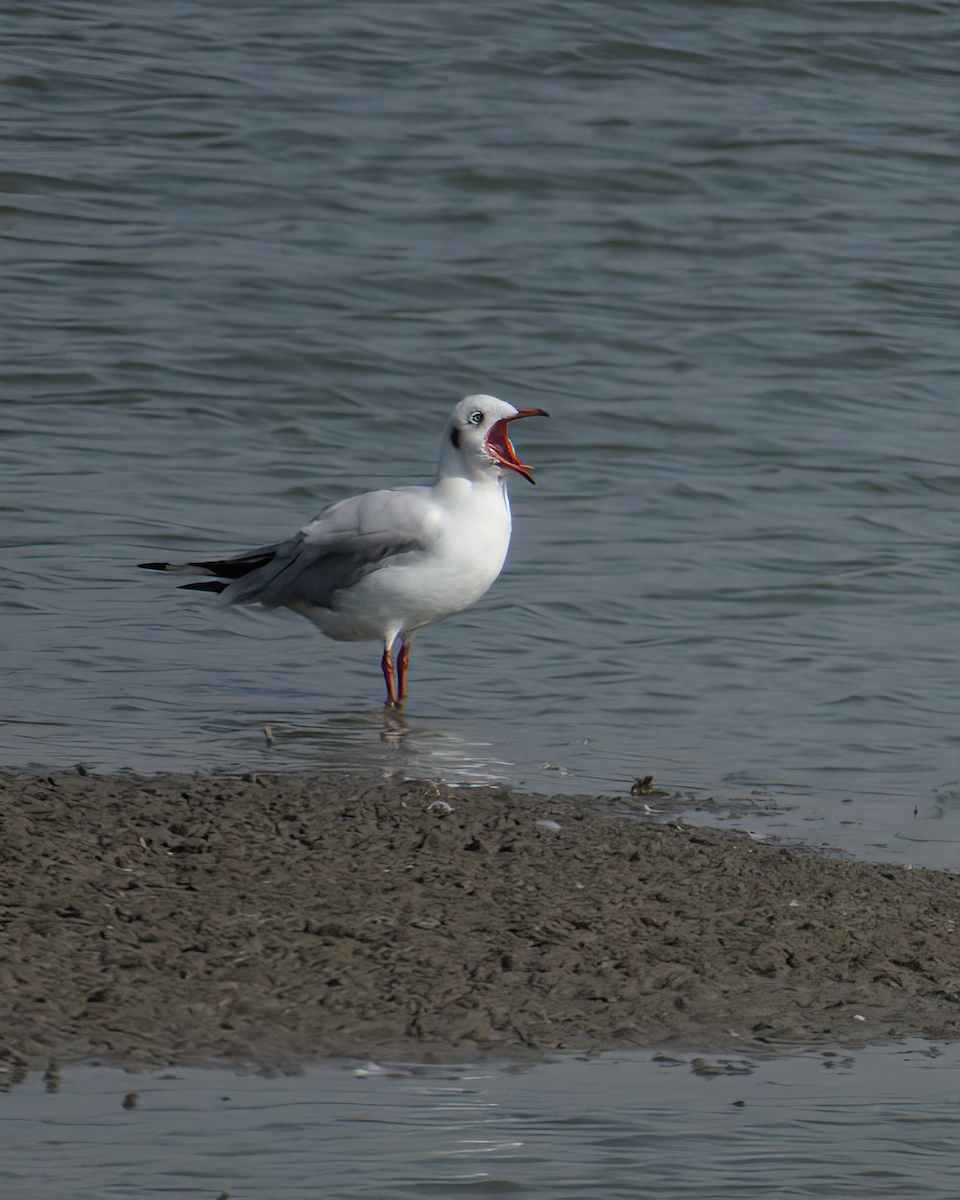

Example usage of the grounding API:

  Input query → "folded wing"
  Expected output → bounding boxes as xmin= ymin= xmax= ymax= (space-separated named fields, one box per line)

xmin=140 ymin=488 xmax=437 ymax=612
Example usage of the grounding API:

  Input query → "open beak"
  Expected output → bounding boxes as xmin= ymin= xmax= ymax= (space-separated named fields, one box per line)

xmin=485 ymin=408 xmax=550 ymax=485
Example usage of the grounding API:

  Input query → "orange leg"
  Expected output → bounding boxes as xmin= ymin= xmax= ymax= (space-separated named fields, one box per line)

xmin=381 ymin=645 xmax=399 ymax=708
xmin=397 ymin=641 xmax=411 ymax=702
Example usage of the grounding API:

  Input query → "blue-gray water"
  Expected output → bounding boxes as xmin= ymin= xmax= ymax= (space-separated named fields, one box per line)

xmin=2 ymin=2 xmax=958 ymax=1190
xmin=5 ymin=1 xmax=957 ymax=868
xmin=1 ymin=1042 xmax=957 ymax=1199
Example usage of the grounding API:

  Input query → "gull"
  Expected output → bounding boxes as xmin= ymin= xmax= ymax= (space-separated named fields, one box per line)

xmin=140 ymin=395 xmax=549 ymax=708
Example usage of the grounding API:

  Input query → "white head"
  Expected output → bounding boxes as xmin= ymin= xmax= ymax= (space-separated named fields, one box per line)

xmin=440 ymin=394 xmax=549 ymax=485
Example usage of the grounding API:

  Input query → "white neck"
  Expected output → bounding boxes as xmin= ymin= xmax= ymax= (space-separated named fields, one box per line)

xmin=436 ymin=424 xmax=504 ymax=487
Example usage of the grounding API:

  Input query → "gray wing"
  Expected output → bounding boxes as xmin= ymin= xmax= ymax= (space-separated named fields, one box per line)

xmin=217 ymin=488 xmax=436 ymax=611
xmin=219 ymin=529 xmax=424 ymax=610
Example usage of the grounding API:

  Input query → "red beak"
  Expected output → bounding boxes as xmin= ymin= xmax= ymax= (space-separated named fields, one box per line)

xmin=484 ymin=408 xmax=550 ymax=484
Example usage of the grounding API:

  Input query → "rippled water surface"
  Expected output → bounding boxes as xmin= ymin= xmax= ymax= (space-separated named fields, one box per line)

xmin=1 ymin=1043 xmax=958 ymax=1200
xmin=3 ymin=1 xmax=957 ymax=865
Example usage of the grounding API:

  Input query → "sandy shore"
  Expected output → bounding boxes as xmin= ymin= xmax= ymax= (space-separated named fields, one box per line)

xmin=1 ymin=767 xmax=957 ymax=1072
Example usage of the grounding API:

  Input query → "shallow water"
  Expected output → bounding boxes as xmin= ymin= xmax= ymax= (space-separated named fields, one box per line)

xmin=1 ymin=1042 xmax=957 ymax=1199
xmin=3 ymin=1 xmax=957 ymax=866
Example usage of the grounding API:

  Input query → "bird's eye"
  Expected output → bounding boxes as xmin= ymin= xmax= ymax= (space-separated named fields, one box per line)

xmin=468 ymin=411 xmax=484 ymax=425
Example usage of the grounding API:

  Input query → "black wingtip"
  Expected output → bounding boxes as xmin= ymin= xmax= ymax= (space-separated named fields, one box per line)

xmin=139 ymin=562 xmax=171 ymax=571
xmin=178 ymin=580 xmax=229 ymax=594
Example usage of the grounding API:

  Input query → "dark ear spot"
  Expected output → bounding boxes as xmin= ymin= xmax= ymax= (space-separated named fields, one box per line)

xmin=450 ymin=427 xmax=461 ymax=449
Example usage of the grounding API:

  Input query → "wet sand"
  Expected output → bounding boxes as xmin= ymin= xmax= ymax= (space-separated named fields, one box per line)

xmin=1 ymin=767 xmax=957 ymax=1071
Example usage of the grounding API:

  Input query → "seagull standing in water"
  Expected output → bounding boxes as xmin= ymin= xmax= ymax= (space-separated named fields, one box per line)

xmin=140 ymin=395 xmax=549 ymax=708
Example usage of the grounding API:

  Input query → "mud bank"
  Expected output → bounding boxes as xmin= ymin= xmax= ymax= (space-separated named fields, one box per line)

xmin=1 ymin=768 xmax=957 ymax=1070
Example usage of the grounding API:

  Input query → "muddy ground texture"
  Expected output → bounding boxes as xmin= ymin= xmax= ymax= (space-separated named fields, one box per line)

xmin=1 ymin=768 xmax=957 ymax=1073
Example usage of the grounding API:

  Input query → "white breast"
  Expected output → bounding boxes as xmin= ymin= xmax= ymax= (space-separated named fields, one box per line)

xmin=291 ymin=474 xmax=512 ymax=644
